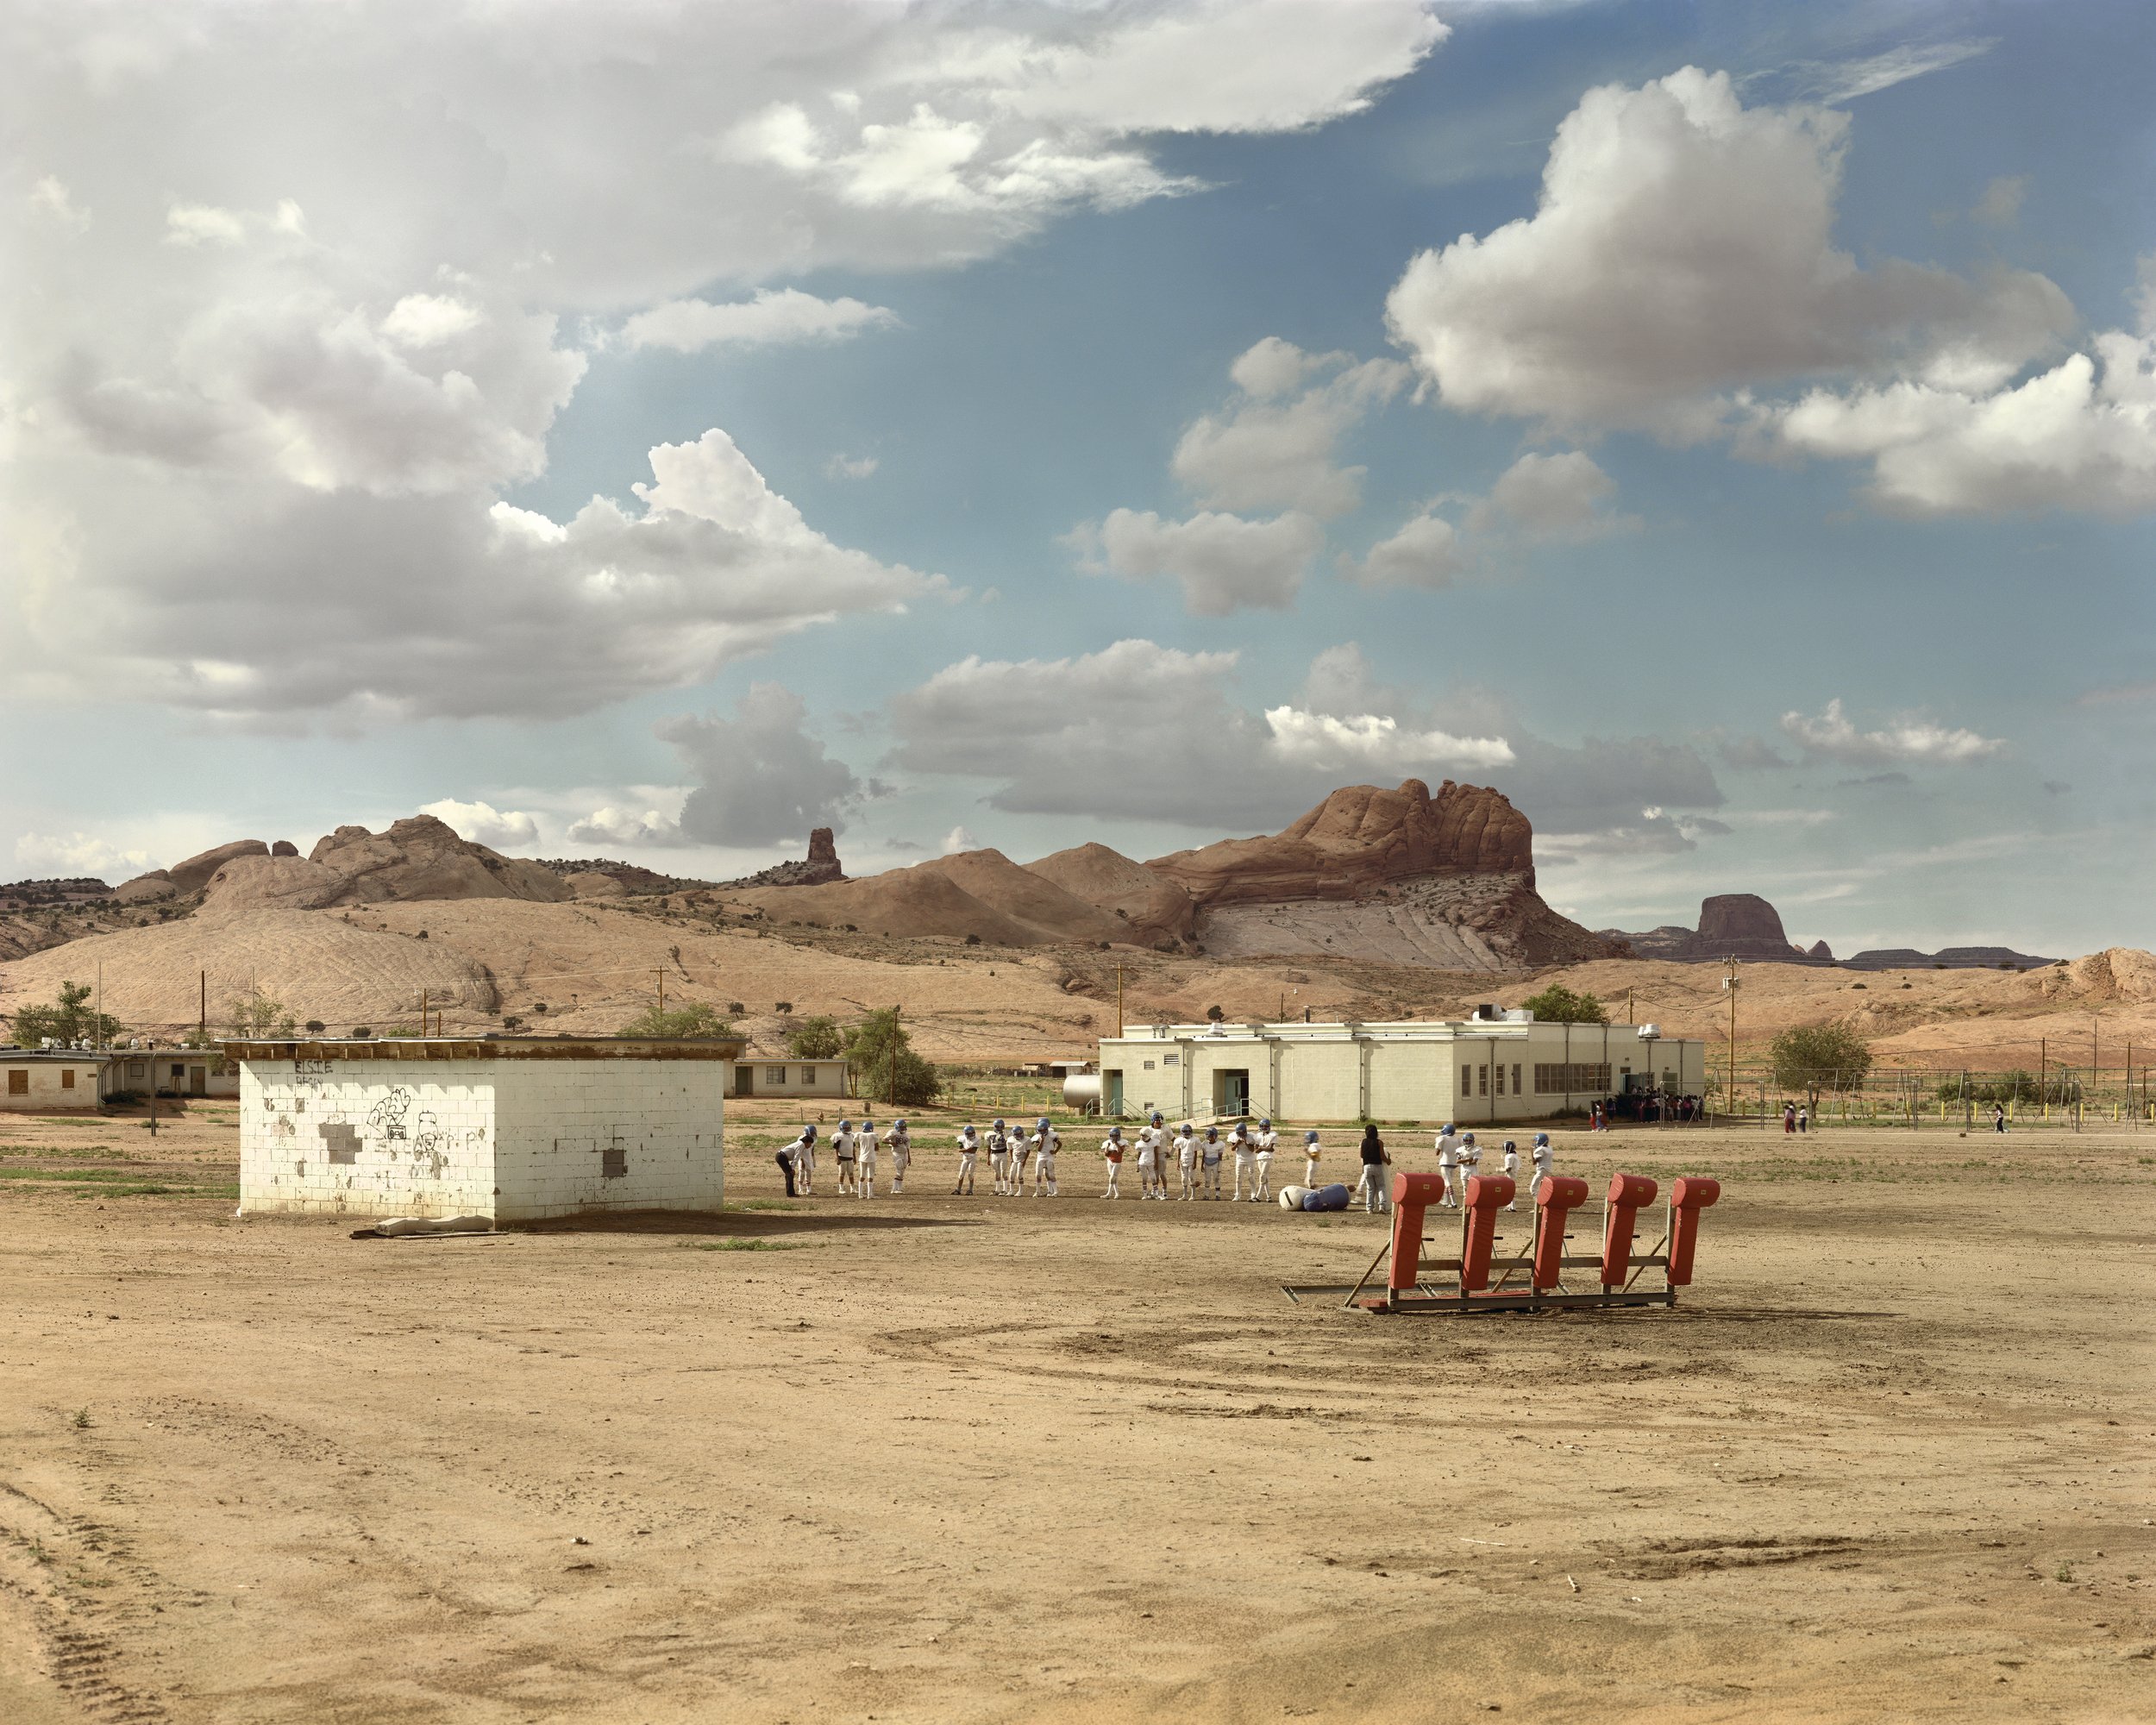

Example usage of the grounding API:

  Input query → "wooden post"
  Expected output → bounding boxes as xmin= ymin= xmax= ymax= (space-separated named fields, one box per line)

xmin=1118 ymin=967 xmax=1125 ymax=1038
xmin=198 ymin=970 xmax=207 ymax=1042
xmin=2040 ymin=1037 xmax=2047 ymax=1121
xmin=420 ymin=988 xmax=429 ymax=1038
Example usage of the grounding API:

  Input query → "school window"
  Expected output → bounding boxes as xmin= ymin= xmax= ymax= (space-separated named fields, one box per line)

xmin=1533 ymin=1063 xmax=1613 ymax=1095
xmin=6 ymin=1070 xmax=25 ymax=1095
xmin=60 ymin=1070 xmax=76 ymax=1089
xmin=1477 ymin=1064 xmax=1489 ymax=1096
xmin=1143 ymin=1059 xmax=1155 ymax=1070
xmin=1459 ymin=1064 xmax=1470 ymax=1095
xmin=170 ymin=1063 xmax=185 ymax=1081
xmin=1494 ymin=1064 xmax=1506 ymax=1096
xmin=1511 ymin=1064 xmax=1522 ymax=1096
xmin=799 ymin=1065 xmax=816 ymax=1084
xmin=765 ymin=1066 xmax=787 ymax=1084
xmin=1163 ymin=1053 xmax=1179 ymax=1066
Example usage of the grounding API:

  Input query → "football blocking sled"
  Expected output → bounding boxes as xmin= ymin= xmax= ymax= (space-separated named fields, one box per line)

xmin=1286 ymin=1169 xmax=1720 ymax=1314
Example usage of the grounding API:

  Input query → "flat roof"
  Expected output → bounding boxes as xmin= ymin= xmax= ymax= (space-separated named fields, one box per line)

xmin=221 ymin=1036 xmax=744 ymax=1063
xmin=1102 ymin=1019 xmax=1674 ymax=1042
xmin=1 ymin=1047 xmax=114 ymax=1061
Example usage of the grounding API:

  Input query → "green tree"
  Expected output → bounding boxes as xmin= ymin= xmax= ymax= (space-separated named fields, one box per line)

xmin=844 ymin=1007 xmax=943 ymax=1107
xmin=618 ymin=1001 xmax=735 ymax=1038
xmin=786 ymin=1015 xmax=844 ymax=1059
xmin=1769 ymin=1021 xmax=1872 ymax=1107
xmin=229 ymin=990 xmax=298 ymax=1037
xmin=1519 ymin=983 xmax=1608 ymax=1025
xmin=9 ymin=981 xmax=125 ymax=1047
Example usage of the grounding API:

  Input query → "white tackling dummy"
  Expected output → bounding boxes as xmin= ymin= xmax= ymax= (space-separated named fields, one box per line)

xmin=1031 ymin=1119 xmax=1059 ymax=1195
xmin=887 ymin=1118 xmax=912 ymax=1194
xmin=1229 ymin=1121 xmax=1257 ymax=1201
xmin=829 ymin=1119 xmax=854 ymax=1195
xmin=1434 ymin=1124 xmax=1463 ymax=1208
xmin=1301 ymin=1129 xmax=1322 ymax=1188
xmin=1500 ymin=1138 xmax=1520 ymax=1210
xmin=1251 ymin=1118 xmax=1278 ymax=1201
xmin=954 ymin=1125 xmax=979 ymax=1195
xmin=1175 ymin=1125 xmax=1199 ymax=1201
xmin=855 ymin=1117 xmax=879 ymax=1199
xmin=1100 ymin=1125 xmax=1125 ymax=1197
xmin=1200 ymin=1126 xmax=1225 ymax=1199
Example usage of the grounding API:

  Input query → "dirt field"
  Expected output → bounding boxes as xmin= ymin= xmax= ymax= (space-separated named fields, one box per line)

xmin=3 ymin=1103 xmax=2152 ymax=1723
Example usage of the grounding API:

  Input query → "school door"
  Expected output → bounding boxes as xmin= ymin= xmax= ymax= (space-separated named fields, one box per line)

xmin=1104 ymin=1070 xmax=1125 ymax=1116
xmin=188 ymin=1065 xmax=207 ymax=1097
xmin=735 ymin=1065 xmax=754 ymax=1097
xmin=1213 ymin=1069 xmax=1250 ymax=1118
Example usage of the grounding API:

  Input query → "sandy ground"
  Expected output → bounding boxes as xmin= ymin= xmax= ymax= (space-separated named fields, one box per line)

xmin=2 ymin=1102 xmax=2153 ymax=1724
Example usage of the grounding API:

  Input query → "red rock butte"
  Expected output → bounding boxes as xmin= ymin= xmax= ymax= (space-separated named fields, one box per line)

xmin=1147 ymin=779 xmax=1535 ymax=909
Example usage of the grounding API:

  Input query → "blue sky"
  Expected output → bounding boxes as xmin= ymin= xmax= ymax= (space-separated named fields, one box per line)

xmin=5 ymin=0 xmax=2150 ymax=957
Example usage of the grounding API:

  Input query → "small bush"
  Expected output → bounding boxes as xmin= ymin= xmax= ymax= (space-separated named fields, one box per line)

xmin=964 ymin=933 xmax=981 ymax=946
xmin=304 ymin=1019 xmax=326 ymax=1034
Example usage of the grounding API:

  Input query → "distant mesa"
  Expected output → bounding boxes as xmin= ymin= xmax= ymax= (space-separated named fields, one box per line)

xmin=1842 ymin=944 xmax=2057 ymax=971
xmin=1599 ymin=894 xmax=2055 ymax=969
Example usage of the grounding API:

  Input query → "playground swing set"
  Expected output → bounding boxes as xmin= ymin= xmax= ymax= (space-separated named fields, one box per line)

xmin=1283 ymin=1169 xmax=1721 ymax=1315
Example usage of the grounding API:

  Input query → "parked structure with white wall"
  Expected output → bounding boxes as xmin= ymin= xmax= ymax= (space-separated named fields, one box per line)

xmin=1096 ymin=1014 xmax=1705 ymax=1125
xmin=226 ymin=1035 xmax=740 ymax=1221
xmin=730 ymin=1056 xmax=849 ymax=1101
xmin=2 ymin=1048 xmax=110 ymax=1110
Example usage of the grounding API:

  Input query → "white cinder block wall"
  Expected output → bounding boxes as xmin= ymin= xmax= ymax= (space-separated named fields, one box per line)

xmin=238 ymin=1053 xmax=728 ymax=1220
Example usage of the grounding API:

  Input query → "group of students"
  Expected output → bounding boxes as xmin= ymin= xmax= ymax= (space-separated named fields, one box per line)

xmin=776 ymin=1113 xmax=1559 ymax=1212
xmin=1345 ymin=1121 xmax=1556 ymax=1214
xmin=773 ymin=1117 xmax=917 ymax=1198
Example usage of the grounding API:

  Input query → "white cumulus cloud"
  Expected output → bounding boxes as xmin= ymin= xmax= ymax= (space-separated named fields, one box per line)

xmin=11 ymin=831 xmax=154 ymax=881
xmin=417 ymin=799 xmax=539 ymax=850
xmin=1780 ymin=699 xmax=2005 ymax=765
xmin=1384 ymin=66 xmax=2072 ymax=436
xmin=619 ymin=289 xmax=899 ymax=354
xmin=1170 ymin=341 xmax=1407 ymax=518
xmin=661 ymin=683 xmax=865 ymax=848
xmin=1080 ymin=507 xmax=1323 ymax=616
xmin=1262 ymin=707 xmax=1513 ymax=771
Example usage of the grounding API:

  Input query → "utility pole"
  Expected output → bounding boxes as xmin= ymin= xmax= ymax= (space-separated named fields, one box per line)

xmin=1117 ymin=967 xmax=1125 ymax=1038
xmin=657 ymin=969 xmax=667 ymax=1017
xmin=1626 ymin=987 xmax=1634 ymax=1026
xmin=198 ymin=970 xmax=207 ymax=1043
xmin=420 ymin=988 xmax=429 ymax=1038
xmin=2040 ymin=1037 xmax=2047 ymax=1122
xmin=1721 ymin=957 xmax=1739 ymax=1126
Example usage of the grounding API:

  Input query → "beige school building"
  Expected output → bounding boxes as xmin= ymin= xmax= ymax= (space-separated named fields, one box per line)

xmin=1097 ymin=1015 xmax=1707 ymax=1126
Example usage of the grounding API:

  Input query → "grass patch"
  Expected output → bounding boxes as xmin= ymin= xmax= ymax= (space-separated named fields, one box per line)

xmin=0 ymin=1144 xmax=113 ymax=1157
xmin=0 ymin=1168 xmax=237 ymax=1198
xmin=725 ymin=1198 xmax=803 ymax=1212
xmin=689 ymin=1239 xmax=800 ymax=1252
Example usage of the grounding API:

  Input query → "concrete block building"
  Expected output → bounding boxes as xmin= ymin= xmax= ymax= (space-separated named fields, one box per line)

xmin=1096 ymin=1014 xmax=1705 ymax=1126
xmin=730 ymin=1055 xmax=849 ymax=1100
xmin=226 ymin=1034 xmax=741 ymax=1221
xmin=2 ymin=1048 xmax=110 ymax=1110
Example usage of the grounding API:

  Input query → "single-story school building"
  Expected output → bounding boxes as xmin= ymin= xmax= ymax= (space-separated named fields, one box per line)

xmin=225 ymin=1033 xmax=741 ymax=1221
xmin=1096 ymin=1013 xmax=1707 ymax=1126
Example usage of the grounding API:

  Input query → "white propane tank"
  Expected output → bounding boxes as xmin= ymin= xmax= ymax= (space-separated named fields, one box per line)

xmin=1062 ymin=1073 xmax=1103 ymax=1113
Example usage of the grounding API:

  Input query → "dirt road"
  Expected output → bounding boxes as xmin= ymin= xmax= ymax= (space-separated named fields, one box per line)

xmin=2 ymin=1111 xmax=2151 ymax=1722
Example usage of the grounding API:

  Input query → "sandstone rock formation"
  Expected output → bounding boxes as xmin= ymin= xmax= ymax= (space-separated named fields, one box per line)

xmin=1697 ymin=893 xmax=1791 ymax=950
xmin=271 ymin=839 xmax=299 ymax=857
xmin=1148 ymin=780 xmax=1608 ymax=972
xmin=1024 ymin=844 xmax=1197 ymax=946
xmin=115 ymin=871 xmax=180 ymax=903
xmin=200 ymin=816 xmax=573 ymax=913
xmin=1148 ymin=779 xmax=1533 ymax=906
xmin=720 ymin=828 xmax=846 ymax=890
xmin=1808 ymin=939 xmax=1834 ymax=961
xmin=168 ymin=839 xmax=271 ymax=894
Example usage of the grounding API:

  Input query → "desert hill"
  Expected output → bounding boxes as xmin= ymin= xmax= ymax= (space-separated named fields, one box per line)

xmin=734 ymin=847 xmax=1131 ymax=948
xmin=1025 ymin=843 xmax=1197 ymax=946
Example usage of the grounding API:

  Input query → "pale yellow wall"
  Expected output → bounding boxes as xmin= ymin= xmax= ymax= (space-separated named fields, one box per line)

xmin=0 ymin=1059 xmax=103 ymax=1109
